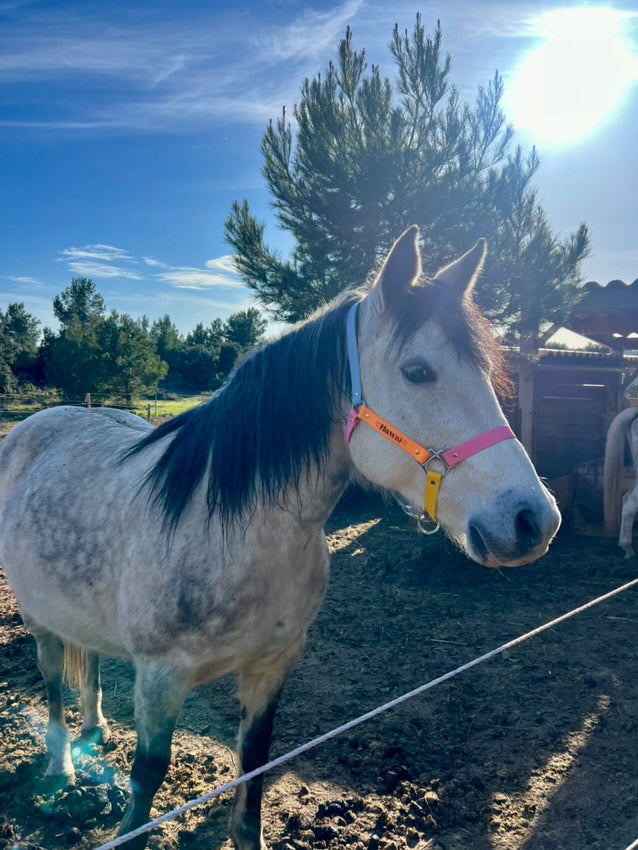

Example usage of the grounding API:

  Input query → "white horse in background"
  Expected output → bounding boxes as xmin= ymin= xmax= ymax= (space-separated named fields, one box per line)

xmin=604 ymin=407 xmax=638 ymax=557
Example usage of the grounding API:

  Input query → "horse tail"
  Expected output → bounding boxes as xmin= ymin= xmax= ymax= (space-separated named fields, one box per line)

xmin=63 ymin=643 xmax=88 ymax=690
xmin=604 ymin=408 xmax=638 ymax=536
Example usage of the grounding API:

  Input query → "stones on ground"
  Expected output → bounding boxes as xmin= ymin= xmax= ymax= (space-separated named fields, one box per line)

xmin=65 ymin=827 xmax=81 ymax=845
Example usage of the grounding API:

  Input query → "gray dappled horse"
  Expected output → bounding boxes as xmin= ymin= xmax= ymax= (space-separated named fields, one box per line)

xmin=604 ymin=407 xmax=638 ymax=557
xmin=0 ymin=228 xmax=560 ymax=850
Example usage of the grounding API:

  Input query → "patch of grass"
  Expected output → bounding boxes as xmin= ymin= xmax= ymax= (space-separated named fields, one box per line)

xmin=0 ymin=390 xmax=63 ymax=422
xmin=132 ymin=395 xmax=210 ymax=418
xmin=0 ymin=393 xmax=210 ymax=437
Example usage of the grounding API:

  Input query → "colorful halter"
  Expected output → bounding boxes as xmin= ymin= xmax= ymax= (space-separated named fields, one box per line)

xmin=345 ymin=302 xmax=515 ymax=534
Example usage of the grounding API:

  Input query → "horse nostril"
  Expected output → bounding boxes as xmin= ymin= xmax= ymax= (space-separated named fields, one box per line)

xmin=515 ymin=507 xmax=542 ymax=552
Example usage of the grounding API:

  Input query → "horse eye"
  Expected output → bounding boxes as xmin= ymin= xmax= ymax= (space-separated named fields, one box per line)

xmin=400 ymin=361 xmax=436 ymax=384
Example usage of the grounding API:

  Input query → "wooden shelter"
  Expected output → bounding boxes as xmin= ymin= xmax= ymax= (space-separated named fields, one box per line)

xmin=510 ymin=279 xmax=638 ymax=480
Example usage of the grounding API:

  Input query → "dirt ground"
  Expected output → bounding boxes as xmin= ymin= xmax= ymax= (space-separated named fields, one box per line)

xmin=1 ymin=491 xmax=638 ymax=850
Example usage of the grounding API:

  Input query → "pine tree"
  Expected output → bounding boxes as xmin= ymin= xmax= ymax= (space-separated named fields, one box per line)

xmin=223 ymin=308 xmax=267 ymax=350
xmin=0 ymin=303 xmax=40 ymax=392
xmin=53 ymin=278 xmax=105 ymax=329
xmin=481 ymin=147 xmax=589 ymax=338
xmin=151 ymin=315 xmax=182 ymax=362
xmin=99 ymin=312 xmax=168 ymax=404
xmin=225 ymin=16 xmax=588 ymax=337
xmin=43 ymin=278 xmax=106 ymax=398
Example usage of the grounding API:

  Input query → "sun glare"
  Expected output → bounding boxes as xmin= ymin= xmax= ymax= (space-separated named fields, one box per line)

xmin=505 ymin=7 xmax=638 ymax=147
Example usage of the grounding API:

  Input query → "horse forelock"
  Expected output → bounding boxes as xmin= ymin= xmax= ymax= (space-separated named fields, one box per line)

xmin=126 ymin=291 xmax=361 ymax=531
xmin=389 ymin=278 xmax=511 ymax=398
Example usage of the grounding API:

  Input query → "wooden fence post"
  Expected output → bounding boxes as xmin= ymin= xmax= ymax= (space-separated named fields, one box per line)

xmin=519 ymin=335 xmax=535 ymax=461
xmin=146 ymin=404 xmax=151 ymax=422
xmin=85 ymin=393 xmax=91 ymax=408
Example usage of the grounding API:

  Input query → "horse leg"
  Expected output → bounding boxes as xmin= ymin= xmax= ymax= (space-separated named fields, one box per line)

xmin=619 ymin=486 xmax=638 ymax=558
xmin=80 ymin=653 xmax=111 ymax=745
xmin=230 ymin=641 xmax=303 ymax=850
xmin=34 ymin=630 xmax=75 ymax=781
xmin=118 ymin=661 xmax=189 ymax=850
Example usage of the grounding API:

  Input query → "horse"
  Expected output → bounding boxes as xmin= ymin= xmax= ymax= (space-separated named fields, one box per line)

xmin=604 ymin=406 xmax=638 ymax=557
xmin=0 ymin=226 xmax=561 ymax=850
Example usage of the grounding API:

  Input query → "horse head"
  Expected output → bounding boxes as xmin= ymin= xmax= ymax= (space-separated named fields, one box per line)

xmin=346 ymin=225 xmax=561 ymax=567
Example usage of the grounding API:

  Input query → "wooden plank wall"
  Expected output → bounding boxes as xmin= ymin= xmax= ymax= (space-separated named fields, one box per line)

xmin=531 ymin=366 xmax=621 ymax=477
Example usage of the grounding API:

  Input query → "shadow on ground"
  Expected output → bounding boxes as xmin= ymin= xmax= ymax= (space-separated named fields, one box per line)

xmin=1 ymin=492 xmax=638 ymax=850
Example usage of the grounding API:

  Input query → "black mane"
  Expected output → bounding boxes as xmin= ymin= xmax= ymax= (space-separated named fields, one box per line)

xmin=125 ymin=291 xmax=359 ymax=531
xmin=126 ymin=280 xmax=503 ymax=532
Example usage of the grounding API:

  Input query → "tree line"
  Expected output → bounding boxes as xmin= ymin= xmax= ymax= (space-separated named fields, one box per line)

xmin=0 ymin=278 xmax=266 ymax=402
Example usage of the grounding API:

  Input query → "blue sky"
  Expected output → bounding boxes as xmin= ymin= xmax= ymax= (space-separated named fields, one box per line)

xmin=1 ymin=0 xmax=637 ymax=335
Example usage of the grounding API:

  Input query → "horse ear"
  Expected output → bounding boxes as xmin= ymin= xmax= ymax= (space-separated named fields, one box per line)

xmin=368 ymin=225 xmax=422 ymax=315
xmin=433 ymin=239 xmax=487 ymax=296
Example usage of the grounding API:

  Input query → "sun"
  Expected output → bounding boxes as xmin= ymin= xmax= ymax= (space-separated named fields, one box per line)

xmin=505 ymin=7 xmax=637 ymax=147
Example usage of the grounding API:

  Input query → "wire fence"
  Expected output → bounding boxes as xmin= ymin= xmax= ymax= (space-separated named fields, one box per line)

xmin=91 ymin=575 xmax=638 ymax=850
xmin=0 ymin=392 xmax=136 ymax=411
xmin=0 ymin=391 xmax=210 ymax=421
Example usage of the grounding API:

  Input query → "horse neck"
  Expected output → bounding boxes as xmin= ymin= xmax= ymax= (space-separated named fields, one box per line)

xmin=284 ymin=415 xmax=353 ymax=530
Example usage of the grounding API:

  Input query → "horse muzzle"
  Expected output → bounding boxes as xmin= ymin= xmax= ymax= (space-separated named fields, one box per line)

xmin=466 ymin=494 xmax=561 ymax=567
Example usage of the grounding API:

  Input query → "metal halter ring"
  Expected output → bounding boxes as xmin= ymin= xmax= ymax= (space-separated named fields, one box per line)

xmin=423 ymin=449 xmax=449 ymax=474
xmin=391 ymin=493 xmax=441 ymax=536
xmin=417 ymin=514 xmax=441 ymax=535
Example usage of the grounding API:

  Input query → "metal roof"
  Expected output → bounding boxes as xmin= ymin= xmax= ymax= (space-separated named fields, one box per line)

xmin=502 ymin=345 xmax=638 ymax=368
xmin=537 ymin=348 xmax=638 ymax=367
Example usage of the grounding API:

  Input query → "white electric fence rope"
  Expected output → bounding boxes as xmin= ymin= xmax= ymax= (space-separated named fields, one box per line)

xmin=93 ymin=575 xmax=638 ymax=850
xmin=622 ymin=839 xmax=638 ymax=850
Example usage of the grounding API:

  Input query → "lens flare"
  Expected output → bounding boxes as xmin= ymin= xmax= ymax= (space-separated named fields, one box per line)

xmin=506 ymin=7 xmax=638 ymax=146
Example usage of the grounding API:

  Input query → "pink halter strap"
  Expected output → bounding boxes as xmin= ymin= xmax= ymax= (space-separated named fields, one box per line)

xmin=441 ymin=425 xmax=515 ymax=468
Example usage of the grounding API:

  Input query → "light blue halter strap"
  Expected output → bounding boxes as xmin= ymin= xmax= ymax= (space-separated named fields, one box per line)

xmin=346 ymin=302 xmax=364 ymax=407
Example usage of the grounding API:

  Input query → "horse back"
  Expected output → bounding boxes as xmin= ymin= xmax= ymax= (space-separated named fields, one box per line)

xmin=0 ymin=406 xmax=157 ymax=653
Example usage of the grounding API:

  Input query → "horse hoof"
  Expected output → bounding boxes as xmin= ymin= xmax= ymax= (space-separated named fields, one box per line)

xmin=230 ymin=822 xmax=269 ymax=850
xmin=117 ymin=819 xmax=151 ymax=850
xmin=81 ymin=724 xmax=112 ymax=746
xmin=44 ymin=764 xmax=75 ymax=786
xmin=623 ymin=549 xmax=636 ymax=560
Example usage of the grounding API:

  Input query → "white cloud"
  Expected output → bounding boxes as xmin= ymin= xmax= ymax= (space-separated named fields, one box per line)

xmin=158 ymin=266 xmax=243 ymax=290
xmin=57 ymin=244 xmax=244 ymax=289
xmin=59 ymin=244 xmax=134 ymax=263
xmin=58 ymin=243 xmax=141 ymax=280
xmin=0 ymin=0 xmax=366 ymax=131
xmin=264 ymin=0 xmax=364 ymax=63
xmin=1 ymin=274 xmax=41 ymax=284
xmin=66 ymin=261 xmax=142 ymax=280
xmin=154 ymin=289 xmax=252 ymax=311
xmin=205 ymin=255 xmax=238 ymax=275
xmin=142 ymin=256 xmax=170 ymax=268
